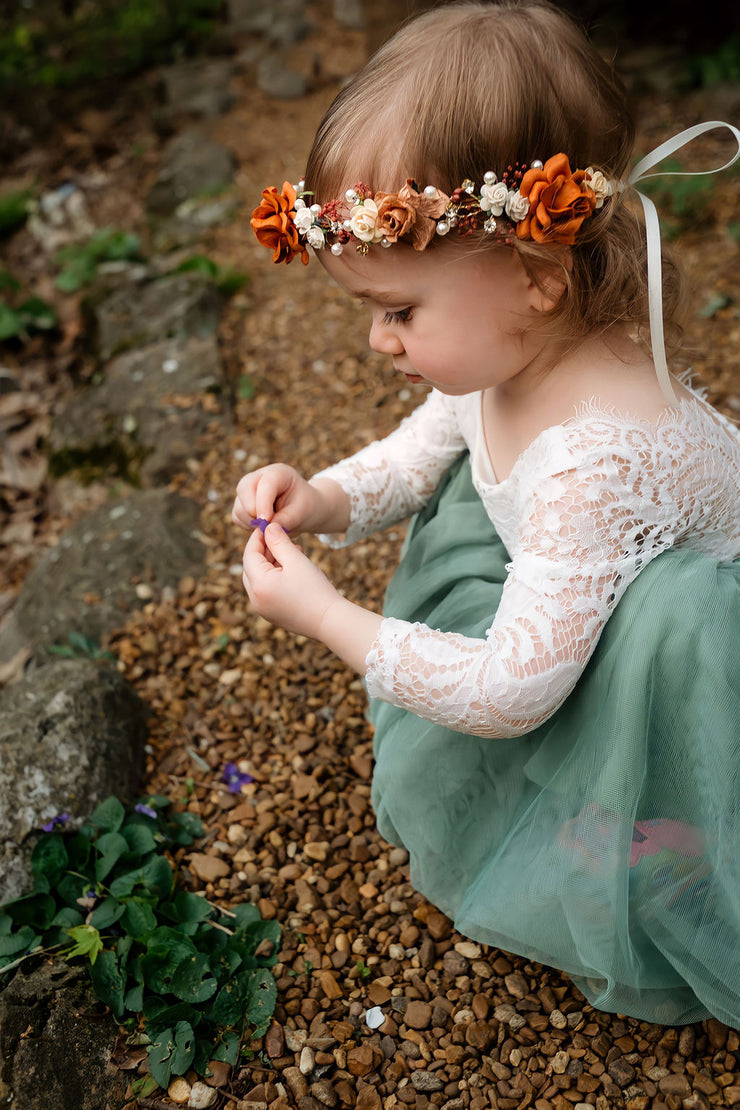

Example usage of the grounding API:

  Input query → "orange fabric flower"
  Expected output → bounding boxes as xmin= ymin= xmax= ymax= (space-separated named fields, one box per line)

xmin=250 ymin=181 xmax=308 ymax=265
xmin=516 ymin=154 xmax=596 ymax=245
xmin=375 ymin=180 xmax=449 ymax=250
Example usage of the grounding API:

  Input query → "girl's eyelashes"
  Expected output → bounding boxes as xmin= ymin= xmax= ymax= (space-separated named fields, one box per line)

xmin=382 ymin=307 xmax=414 ymax=325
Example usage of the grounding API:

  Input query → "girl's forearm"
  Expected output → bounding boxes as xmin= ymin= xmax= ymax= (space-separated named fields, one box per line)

xmin=308 ymin=477 xmax=352 ymax=535
xmin=317 ymin=596 xmax=383 ymax=675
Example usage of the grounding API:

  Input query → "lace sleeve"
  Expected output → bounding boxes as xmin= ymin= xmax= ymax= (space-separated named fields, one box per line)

xmin=365 ymin=451 xmax=678 ymax=738
xmin=312 ymin=390 xmax=467 ymax=546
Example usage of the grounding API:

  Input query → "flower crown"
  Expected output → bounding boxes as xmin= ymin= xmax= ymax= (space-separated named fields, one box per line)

xmin=250 ymin=153 xmax=614 ymax=265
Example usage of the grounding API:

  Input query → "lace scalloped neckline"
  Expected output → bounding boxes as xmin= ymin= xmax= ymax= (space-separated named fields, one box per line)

xmin=477 ymin=387 xmax=732 ymax=490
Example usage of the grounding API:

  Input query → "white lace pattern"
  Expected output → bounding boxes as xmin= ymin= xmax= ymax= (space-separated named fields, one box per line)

xmin=314 ymin=389 xmax=740 ymax=738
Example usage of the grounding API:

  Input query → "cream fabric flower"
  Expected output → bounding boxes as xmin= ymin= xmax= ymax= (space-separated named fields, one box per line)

xmin=480 ymin=181 xmax=509 ymax=215
xmin=585 ymin=168 xmax=613 ymax=208
xmin=350 ymin=199 xmax=382 ymax=242
xmin=505 ymin=190 xmax=530 ymax=221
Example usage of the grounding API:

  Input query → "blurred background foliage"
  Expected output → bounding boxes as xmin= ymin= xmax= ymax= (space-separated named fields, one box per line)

xmin=0 ymin=0 xmax=224 ymax=92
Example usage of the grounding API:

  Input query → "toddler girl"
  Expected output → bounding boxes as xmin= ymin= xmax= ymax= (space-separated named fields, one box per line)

xmin=235 ymin=0 xmax=740 ymax=1025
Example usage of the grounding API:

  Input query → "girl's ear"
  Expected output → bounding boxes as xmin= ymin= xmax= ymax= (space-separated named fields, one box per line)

xmin=523 ymin=246 xmax=571 ymax=313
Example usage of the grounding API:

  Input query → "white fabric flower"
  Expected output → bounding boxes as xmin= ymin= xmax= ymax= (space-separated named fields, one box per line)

xmin=505 ymin=190 xmax=530 ymax=221
xmin=294 ymin=207 xmax=315 ymax=232
xmin=350 ymin=199 xmax=381 ymax=242
xmin=585 ymin=168 xmax=613 ymax=209
xmin=479 ymin=181 xmax=509 ymax=215
xmin=306 ymin=225 xmax=325 ymax=250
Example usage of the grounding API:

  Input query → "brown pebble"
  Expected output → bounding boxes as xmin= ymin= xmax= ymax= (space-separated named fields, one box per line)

xmin=405 ymin=1000 xmax=432 ymax=1030
xmin=355 ymin=1089 xmax=382 ymax=1110
xmin=310 ymin=1080 xmax=337 ymax=1107
xmin=425 ymin=911 xmax=452 ymax=940
xmin=658 ymin=1073 xmax=691 ymax=1097
xmin=265 ymin=1021 xmax=285 ymax=1059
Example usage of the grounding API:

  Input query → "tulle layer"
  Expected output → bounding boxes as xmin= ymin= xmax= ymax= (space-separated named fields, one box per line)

xmin=370 ymin=455 xmax=740 ymax=1025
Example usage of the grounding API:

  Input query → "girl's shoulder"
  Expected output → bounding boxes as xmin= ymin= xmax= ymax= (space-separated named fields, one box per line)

xmin=510 ymin=387 xmax=740 ymax=496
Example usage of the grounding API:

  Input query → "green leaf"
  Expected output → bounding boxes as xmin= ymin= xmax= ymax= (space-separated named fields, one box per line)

xmin=210 ymin=1028 xmax=241 ymax=1065
xmin=171 ymin=890 xmax=213 ymax=924
xmin=242 ymin=967 xmax=277 ymax=1033
xmin=30 ymin=833 xmax=69 ymax=884
xmin=170 ymin=953 xmax=218 ymax=1003
xmin=229 ymin=902 xmax=262 ymax=929
xmin=211 ymin=980 xmax=244 ymax=1026
xmin=122 ymin=822 xmax=157 ymax=856
xmin=0 ymin=299 xmax=21 ymax=339
xmin=121 ymin=899 xmax=157 ymax=939
xmin=51 ymin=906 xmax=84 ymax=929
xmin=89 ymin=796 xmax=125 ymax=834
xmin=0 ymin=925 xmax=39 ymax=958
xmin=89 ymin=948 xmax=126 ymax=1018
xmin=0 ymin=190 xmax=31 ymax=237
xmin=3 ymin=891 xmax=56 ymax=930
xmin=143 ymin=1000 xmax=201 ymax=1036
xmin=0 ymin=915 xmax=12 ymax=936
xmin=94 ymin=831 xmax=130 ymax=880
xmin=147 ymin=1021 xmax=195 ymax=1086
xmin=17 ymin=296 xmax=56 ymax=331
xmin=124 ymin=983 xmax=144 ymax=1012
xmin=169 ymin=811 xmax=205 ymax=842
xmin=140 ymin=855 xmax=173 ymax=898
xmin=88 ymin=896 xmax=126 ymax=931
xmin=65 ymin=923 xmax=103 ymax=965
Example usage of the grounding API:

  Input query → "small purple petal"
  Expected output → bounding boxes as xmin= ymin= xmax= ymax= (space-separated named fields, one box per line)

xmin=41 ymin=813 xmax=69 ymax=832
xmin=135 ymin=803 xmax=158 ymax=820
xmin=250 ymin=517 xmax=270 ymax=533
xmin=222 ymin=761 xmax=254 ymax=793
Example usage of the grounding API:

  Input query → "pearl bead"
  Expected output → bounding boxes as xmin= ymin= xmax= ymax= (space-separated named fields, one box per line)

xmin=343 ymin=220 xmax=352 ymax=230
xmin=424 ymin=185 xmax=437 ymax=197
xmin=298 ymin=179 xmax=306 ymax=189
xmin=484 ymin=171 xmax=496 ymax=184
xmin=294 ymin=198 xmax=305 ymax=209
xmin=531 ymin=159 xmax=543 ymax=169
xmin=330 ymin=242 xmax=344 ymax=256
xmin=345 ymin=189 xmax=358 ymax=203
xmin=310 ymin=203 xmax=321 ymax=214
xmin=381 ymin=238 xmax=392 ymax=248
xmin=436 ymin=221 xmax=450 ymax=236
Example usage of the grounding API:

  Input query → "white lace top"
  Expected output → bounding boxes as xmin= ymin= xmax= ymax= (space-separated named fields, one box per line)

xmin=314 ymin=388 xmax=740 ymax=738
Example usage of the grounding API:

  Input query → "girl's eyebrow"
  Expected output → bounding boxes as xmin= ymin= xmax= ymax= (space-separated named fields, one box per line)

xmin=353 ymin=288 xmax=409 ymax=304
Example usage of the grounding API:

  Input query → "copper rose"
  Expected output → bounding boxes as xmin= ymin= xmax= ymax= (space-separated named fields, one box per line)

xmin=374 ymin=180 xmax=449 ymax=250
xmin=516 ymin=154 xmax=596 ymax=246
xmin=250 ymin=181 xmax=308 ymax=265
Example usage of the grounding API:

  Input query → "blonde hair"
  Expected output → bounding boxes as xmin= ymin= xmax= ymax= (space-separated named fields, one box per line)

xmin=305 ymin=0 xmax=687 ymax=359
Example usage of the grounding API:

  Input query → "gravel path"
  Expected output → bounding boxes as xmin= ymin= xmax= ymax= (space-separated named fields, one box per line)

xmin=3 ymin=10 xmax=739 ymax=1108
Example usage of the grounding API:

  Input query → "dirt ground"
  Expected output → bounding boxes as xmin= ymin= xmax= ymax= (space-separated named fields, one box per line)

xmin=1 ymin=7 xmax=740 ymax=1110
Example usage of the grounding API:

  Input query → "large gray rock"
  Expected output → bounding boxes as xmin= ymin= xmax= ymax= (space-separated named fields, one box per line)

xmin=146 ymin=128 xmax=236 ymax=217
xmin=0 ymin=659 xmax=148 ymax=903
xmin=159 ymin=57 xmax=237 ymax=119
xmin=0 ymin=959 xmax=129 ymax=1110
xmin=48 ymin=335 xmax=231 ymax=485
xmin=89 ymin=270 xmax=225 ymax=362
xmin=0 ymin=489 xmax=205 ymax=666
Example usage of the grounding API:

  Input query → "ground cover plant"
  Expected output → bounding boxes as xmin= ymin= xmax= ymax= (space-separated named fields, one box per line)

xmin=0 ymin=795 xmax=280 ymax=1091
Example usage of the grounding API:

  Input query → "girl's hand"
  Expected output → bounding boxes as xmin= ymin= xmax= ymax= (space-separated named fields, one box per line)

xmin=232 ymin=464 xmax=350 ymax=536
xmin=242 ymin=523 xmax=342 ymax=640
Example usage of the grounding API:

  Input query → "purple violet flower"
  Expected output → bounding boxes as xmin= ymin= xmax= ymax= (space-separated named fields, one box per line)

xmin=222 ymin=762 xmax=254 ymax=793
xmin=41 ymin=813 xmax=69 ymax=832
xmin=135 ymin=803 xmax=158 ymax=820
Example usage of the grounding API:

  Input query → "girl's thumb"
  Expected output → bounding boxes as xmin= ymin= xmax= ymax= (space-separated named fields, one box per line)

xmin=264 ymin=521 xmax=292 ymax=556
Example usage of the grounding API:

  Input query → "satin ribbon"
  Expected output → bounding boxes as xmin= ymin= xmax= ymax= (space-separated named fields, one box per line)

xmin=624 ymin=121 xmax=740 ymax=404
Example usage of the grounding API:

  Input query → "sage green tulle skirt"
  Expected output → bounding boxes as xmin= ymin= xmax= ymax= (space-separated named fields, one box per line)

xmin=369 ymin=455 xmax=740 ymax=1026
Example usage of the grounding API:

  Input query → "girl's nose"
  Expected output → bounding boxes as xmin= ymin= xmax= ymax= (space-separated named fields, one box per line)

xmin=369 ymin=317 xmax=405 ymax=356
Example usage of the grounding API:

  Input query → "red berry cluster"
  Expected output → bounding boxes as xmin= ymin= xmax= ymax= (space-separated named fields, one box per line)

xmin=501 ymin=162 xmax=528 ymax=187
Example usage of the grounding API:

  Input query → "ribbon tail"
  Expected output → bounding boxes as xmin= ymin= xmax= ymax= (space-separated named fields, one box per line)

xmin=633 ymin=189 xmax=678 ymax=405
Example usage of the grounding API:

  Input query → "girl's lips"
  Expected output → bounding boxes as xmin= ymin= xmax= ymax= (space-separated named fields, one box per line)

xmin=397 ymin=368 xmax=425 ymax=383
